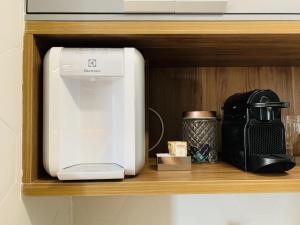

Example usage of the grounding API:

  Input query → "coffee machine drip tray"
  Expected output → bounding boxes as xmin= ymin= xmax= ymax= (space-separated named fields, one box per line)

xmin=249 ymin=154 xmax=295 ymax=173
xmin=57 ymin=163 xmax=125 ymax=180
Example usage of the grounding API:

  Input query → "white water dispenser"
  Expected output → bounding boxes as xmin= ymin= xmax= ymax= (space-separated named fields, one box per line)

xmin=43 ymin=47 xmax=145 ymax=180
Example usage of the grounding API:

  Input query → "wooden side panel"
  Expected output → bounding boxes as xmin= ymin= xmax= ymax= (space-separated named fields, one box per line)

xmin=22 ymin=34 xmax=42 ymax=183
xmin=23 ymin=34 xmax=34 ymax=183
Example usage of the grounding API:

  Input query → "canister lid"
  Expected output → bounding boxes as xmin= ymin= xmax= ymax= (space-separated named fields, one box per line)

xmin=182 ymin=111 xmax=217 ymax=119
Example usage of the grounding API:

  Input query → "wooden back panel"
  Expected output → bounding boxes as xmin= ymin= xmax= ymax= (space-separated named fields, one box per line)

xmin=149 ymin=66 xmax=300 ymax=156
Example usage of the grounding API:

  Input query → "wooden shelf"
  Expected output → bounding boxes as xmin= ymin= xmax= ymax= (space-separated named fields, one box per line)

xmin=23 ymin=160 xmax=300 ymax=196
xmin=23 ymin=21 xmax=300 ymax=196
xmin=24 ymin=21 xmax=300 ymax=35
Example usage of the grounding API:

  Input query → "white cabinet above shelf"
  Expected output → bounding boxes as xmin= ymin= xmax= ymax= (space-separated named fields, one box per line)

xmin=27 ymin=0 xmax=300 ymax=14
xmin=123 ymin=0 xmax=227 ymax=14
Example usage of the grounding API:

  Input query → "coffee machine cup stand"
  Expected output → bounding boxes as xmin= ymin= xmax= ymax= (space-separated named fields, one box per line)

xmin=222 ymin=90 xmax=296 ymax=173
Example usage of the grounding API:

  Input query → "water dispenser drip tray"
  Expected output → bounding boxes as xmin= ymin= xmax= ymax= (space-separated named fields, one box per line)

xmin=57 ymin=163 xmax=125 ymax=180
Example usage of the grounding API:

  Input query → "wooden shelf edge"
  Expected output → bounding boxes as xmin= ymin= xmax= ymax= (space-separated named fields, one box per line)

xmin=22 ymin=161 xmax=300 ymax=196
xmin=22 ymin=179 xmax=300 ymax=196
xmin=25 ymin=21 xmax=300 ymax=35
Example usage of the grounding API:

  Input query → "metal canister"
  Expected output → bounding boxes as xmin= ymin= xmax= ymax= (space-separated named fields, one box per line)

xmin=182 ymin=111 xmax=218 ymax=163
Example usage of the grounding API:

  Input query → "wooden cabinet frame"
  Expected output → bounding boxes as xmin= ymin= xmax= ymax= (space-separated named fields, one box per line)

xmin=23 ymin=21 xmax=300 ymax=196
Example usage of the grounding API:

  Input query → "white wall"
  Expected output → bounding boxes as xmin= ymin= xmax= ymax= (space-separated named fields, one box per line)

xmin=73 ymin=194 xmax=300 ymax=225
xmin=0 ymin=1 xmax=72 ymax=225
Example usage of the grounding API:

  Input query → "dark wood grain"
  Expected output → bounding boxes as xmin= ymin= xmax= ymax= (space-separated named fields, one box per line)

xmin=30 ymin=34 xmax=300 ymax=67
xmin=149 ymin=66 xmax=300 ymax=155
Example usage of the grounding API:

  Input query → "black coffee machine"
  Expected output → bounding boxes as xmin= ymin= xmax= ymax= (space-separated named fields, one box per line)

xmin=222 ymin=89 xmax=295 ymax=172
